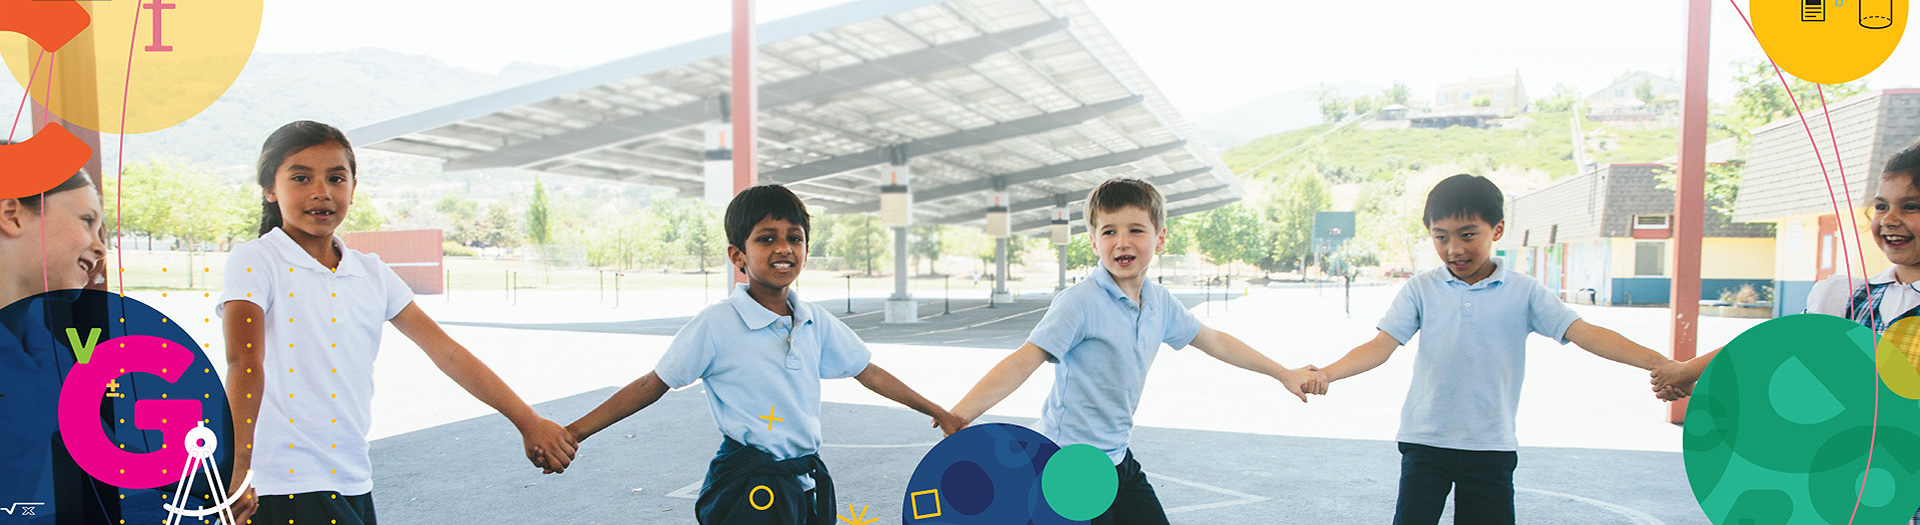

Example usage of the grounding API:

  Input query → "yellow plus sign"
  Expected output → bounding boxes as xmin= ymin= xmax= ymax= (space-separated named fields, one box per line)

xmin=759 ymin=406 xmax=783 ymax=430
xmin=104 ymin=380 xmax=123 ymax=398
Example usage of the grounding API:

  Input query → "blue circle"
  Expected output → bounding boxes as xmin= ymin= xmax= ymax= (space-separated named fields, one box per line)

xmin=940 ymin=460 xmax=993 ymax=516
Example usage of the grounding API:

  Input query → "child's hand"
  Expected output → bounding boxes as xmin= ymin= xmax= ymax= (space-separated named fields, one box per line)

xmin=931 ymin=408 xmax=969 ymax=437
xmin=521 ymin=418 xmax=578 ymax=474
xmin=1301 ymin=365 xmax=1331 ymax=396
xmin=1650 ymin=359 xmax=1697 ymax=401
xmin=1276 ymin=367 xmax=1311 ymax=403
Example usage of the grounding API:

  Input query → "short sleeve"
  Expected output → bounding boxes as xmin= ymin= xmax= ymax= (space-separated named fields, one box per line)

xmin=1375 ymin=282 xmax=1422 ymax=345
xmin=1159 ymin=288 xmax=1202 ymax=350
xmin=1804 ymin=275 xmax=1864 ymax=316
xmin=816 ymin=311 xmax=872 ymax=380
xmin=370 ymin=256 xmax=415 ymax=320
xmin=216 ymin=242 xmax=273 ymax=318
xmin=654 ymin=314 xmax=716 ymax=389
xmin=1026 ymin=294 xmax=1086 ymax=361
xmin=1527 ymin=282 xmax=1581 ymax=344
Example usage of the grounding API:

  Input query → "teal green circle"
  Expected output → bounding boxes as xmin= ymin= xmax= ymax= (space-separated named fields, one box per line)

xmin=1040 ymin=444 xmax=1118 ymax=520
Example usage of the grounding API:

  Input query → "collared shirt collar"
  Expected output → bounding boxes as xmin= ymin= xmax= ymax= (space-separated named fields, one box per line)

xmin=727 ymin=283 xmax=809 ymax=330
xmin=1088 ymin=265 xmax=1136 ymax=306
xmin=1866 ymin=266 xmax=1920 ymax=291
xmin=1440 ymin=258 xmax=1509 ymax=288
xmin=261 ymin=227 xmax=366 ymax=277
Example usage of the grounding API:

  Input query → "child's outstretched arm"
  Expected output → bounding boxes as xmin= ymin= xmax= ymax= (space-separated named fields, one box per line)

xmin=1189 ymin=327 xmax=1310 ymax=402
xmin=1311 ymin=331 xmax=1403 ymax=394
xmin=853 ymin=364 xmax=967 ymax=435
xmin=565 ymin=371 xmax=669 ymax=443
xmin=1564 ymin=319 xmax=1677 ymax=372
xmin=948 ymin=343 xmax=1050 ymax=434
xmin=1651 ymin=347 xmax=1719 ymax=401
xmin=221 ymin=301 xmax=266 ymax=524
xmin=389 ymin=303 xmax=578 ymax=473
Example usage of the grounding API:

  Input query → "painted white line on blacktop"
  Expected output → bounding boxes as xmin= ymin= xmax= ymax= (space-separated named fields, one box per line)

xmin=667 ymin=480 xmax=702 ymax=499
xmin=1142 ymin=470 xmax=1271 ymax=514
xmin=1515 ymin=487 xmax=1665 ymax=525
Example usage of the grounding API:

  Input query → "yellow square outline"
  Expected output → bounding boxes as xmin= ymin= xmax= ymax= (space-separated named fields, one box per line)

xmin=909 ymin=489 xmax=942 ymax=519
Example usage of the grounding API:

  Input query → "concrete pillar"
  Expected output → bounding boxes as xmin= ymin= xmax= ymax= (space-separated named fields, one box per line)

xmin=1052 ymin=199 xmax=1071 ymax=292
xmin=1056 ymin=243 xmax=1068 ymax=292
xmin=987 ymin=185 xmax=1013 ymax=303
xmin=994 ymin=237 xmax=1012 ymax=303
xmin=882 ymin=153 xmax=917 ymax=323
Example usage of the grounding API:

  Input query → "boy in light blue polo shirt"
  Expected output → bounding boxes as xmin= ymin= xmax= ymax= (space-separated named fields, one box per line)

xmin=564 ymin=185 xmax=964 ymax=525
xmin=1309 ymin=174 xmax=1677 ymax=525
xmin=950 ymin=178 xmax=1315 ymax=525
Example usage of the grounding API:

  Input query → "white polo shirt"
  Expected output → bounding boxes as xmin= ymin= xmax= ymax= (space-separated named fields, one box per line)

xmin=1805 ymin=268 xmax=1920 ymax=321
xmin=217 ymin=228 xmax=413 ymax=496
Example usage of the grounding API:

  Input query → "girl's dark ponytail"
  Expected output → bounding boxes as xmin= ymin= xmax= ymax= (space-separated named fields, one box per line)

xmin=255 ymin=121 xmax=355 ymax=237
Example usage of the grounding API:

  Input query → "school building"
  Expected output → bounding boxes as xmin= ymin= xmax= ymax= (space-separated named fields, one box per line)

xmin=1497 ymin=163 xmax=1774 ymax=306
xmin=1731 ymin=89 xmax=1920 ymax=317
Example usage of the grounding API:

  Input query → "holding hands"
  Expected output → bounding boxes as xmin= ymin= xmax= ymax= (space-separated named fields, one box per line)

xmin=522 ymin=417 xmax=579 ymax=474
xmin=1650 ymin=357 xmax=1704 ymax=402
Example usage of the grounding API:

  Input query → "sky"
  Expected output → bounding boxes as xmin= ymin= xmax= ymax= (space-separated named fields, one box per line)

xmin=252 ymin=0 xmax=1920 ymax=117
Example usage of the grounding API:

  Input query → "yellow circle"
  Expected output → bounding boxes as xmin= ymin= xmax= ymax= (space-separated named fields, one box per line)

xmin=1753 ymin=0 xmax=1908 ymax=83
xmin=749 ymin=485 xmax=775 ymax=510
xmin=0 ymin=0 xmax=264 ymax=133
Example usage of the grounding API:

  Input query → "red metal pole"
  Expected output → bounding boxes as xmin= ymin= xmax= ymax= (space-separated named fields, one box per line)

xmin=730 ymin=0 xmax=757 ymax=286
xmin=1669 ymin=0 xmax=1711 ymax=424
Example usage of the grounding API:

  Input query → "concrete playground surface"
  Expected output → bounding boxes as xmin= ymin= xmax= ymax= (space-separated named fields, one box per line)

xmin=134 ymin=279 xmax=1756 ymax=524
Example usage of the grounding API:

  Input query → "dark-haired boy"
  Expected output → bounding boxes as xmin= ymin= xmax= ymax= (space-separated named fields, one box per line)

xmin=565 ymin=185 xmax=965 ymax=525
xmin=949 ymin=178 xmax=1316 ymax=525
xmin=1306 ymin=174 xmax=1676 ymax=525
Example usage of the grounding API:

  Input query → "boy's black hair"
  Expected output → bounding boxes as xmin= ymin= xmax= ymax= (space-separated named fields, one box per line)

xmin=1422 ymin=174 xmax=1504 ymax=227
xmin=724 ymin=184 xmax=811 ymax=251
xmin=1085 ymin=177 xmax=1165 ymax=230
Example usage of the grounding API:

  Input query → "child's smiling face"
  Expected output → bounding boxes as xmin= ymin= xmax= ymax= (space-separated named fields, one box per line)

xmin=265 ymin=142 xmax=355 ymax=242
xmin=729 ymin=215 xmax=808 ymax=293
xmin=1429 ymin=213 xmax=1504 ymax=284
xmin=1090 ymin=204 xmax=1164 ymax=285
xmin=1872 ymin=171 xmax=1920 ymax=275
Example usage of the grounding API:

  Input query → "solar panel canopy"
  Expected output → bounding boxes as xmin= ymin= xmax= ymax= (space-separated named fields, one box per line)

xmin=352 ymin=0 xmax=1242 ymax=237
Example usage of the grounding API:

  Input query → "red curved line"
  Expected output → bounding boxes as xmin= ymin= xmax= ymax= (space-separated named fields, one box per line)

xmin=1726 ymin=3 xmax=1881 ymax=523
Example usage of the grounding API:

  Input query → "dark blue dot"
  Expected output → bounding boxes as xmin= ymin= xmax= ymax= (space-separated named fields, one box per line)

xmin=940 ymin=460 xmax=993 ymax=516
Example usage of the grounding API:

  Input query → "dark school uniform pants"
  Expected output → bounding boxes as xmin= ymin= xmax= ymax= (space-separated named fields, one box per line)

xmin=252 ymin=491 xmax=375 ymax=525
xmin=1089 ymin=449 xmax=1169 ymax=525
xmin=1393 ymin=442 xmax=1518 ymax=525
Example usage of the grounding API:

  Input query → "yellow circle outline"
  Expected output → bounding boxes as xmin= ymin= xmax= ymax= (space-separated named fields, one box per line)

xmin=748 ymin=485 xmax=774 ymax=511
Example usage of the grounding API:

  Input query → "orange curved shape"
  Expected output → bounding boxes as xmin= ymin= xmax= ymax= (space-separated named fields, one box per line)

xmin=0 ymin=0 xmax=89 ymax=52
xmin=0 ymin=124 xmax=92 ymax=199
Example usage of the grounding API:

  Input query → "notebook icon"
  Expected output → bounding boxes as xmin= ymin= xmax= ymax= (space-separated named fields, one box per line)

xmin=1804 ymin=0 xmax=1826 ymax=21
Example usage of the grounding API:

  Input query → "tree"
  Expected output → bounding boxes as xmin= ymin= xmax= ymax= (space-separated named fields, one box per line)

xmin=526 ymin=176 xmax=552 ymax=246
xmin=478 ymin=201 xmax=523 ymax=248
xmin=338 ymin=200 xmax=384 ymax=233
xmin=1194 ymin=204 xmax=1269 ymax=272
xmin=1350 ymin=95 xmax=1381 ymax=118
xmin=1634 ymin=79 xmax=1658 ymax=106
xmin=1311 ymin=84 xmax=1349 ymax=124
xmin=1719 ymin=58 xmax=1868 ymax=147
xmin=825 ymin=214 xmax=888 ymax=275
xmin=1262 ymin=168 xmax=1333 ymax=273
xmin=1471 ymin=95 xmax=1493 ymax=108
xmin=525 ymin=176 xmax=554 ymax=282
xmin=908 ymin=224 xmax=946 ymax=275
xmin=1383 ymin=81 xmax=1413 ymax=107
xmin=1062 ymin=236 xmax=1097 ymax=271
xmin=1532 ymin=83 xmax=1585 ymax=113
